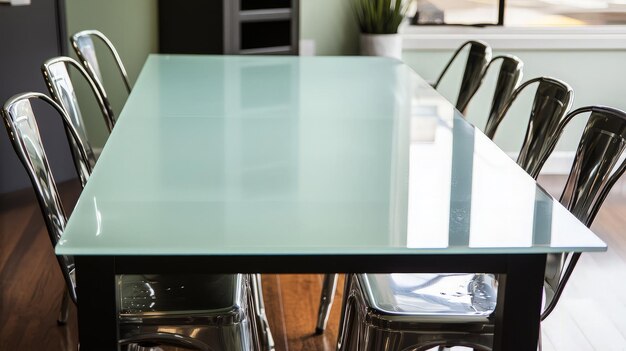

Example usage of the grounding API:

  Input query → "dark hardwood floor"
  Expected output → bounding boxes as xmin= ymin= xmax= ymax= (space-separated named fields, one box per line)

xmin=0 ymin=181 xmax=79 ymax=351
xmin=0 ymin=175 xmax=624 ymax=350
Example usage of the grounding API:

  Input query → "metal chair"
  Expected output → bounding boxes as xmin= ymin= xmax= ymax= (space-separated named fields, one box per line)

xmin=41 ymin=56 xmax=116 ymax=185
xmin=433 ymin=40 xmax=492 ymax=113
xmin=2 ymin=92 xmax=262 ymax=351
xmin=336 ymin=105 xmax=626 ymax=350
xmin=71 ymin=29 xmax=132 ymax=93
xmin=477 ymin=55 xmax=524 ymax=132
xmin=485 ymin=77 xmax=574 ymax=179
xmin=538 ymin=106 xmax=626 ymax=322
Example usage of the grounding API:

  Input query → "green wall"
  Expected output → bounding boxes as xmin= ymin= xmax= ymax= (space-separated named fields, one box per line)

xmin=65 ymin=0 xmax=158 ymax=148
xmin=300 ymin=0 xmax=359 ymax=55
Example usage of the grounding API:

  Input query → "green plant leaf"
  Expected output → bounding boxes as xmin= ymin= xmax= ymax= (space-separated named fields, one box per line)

xmin=354 ymin=0 xmax=409 ymax=34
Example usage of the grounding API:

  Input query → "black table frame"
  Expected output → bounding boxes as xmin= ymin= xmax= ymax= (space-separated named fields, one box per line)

xmin=75 ymin=253 xmax=546 ymax=351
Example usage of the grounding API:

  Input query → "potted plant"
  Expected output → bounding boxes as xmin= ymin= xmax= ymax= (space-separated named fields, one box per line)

xmin=355 ymin=0 xmax=409 ymax=60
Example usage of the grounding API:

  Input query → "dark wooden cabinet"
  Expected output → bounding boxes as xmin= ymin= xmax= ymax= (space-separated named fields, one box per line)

xmin=159 ymin=0 xmax=299 ymax=55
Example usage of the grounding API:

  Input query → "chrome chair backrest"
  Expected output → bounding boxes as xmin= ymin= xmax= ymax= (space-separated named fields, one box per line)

xmin=485 ymin=77 xmax=573 ymax=178
xmin=434 ymin=40 xmax=492 ymax=113
xmin=559 ymin=106 xmax=626 ymax=225
xmin=71 ymin=29 xmax=132 ymax=93
xmin=42 ymin=57 xmax=116 ymax=185
xmin=540 ymin=106 xmax=626 ymax=320
xmin=482 ymin=55 xmax=524 ymax=131
xmin=2 ymin=93 xmax=93 ymax=304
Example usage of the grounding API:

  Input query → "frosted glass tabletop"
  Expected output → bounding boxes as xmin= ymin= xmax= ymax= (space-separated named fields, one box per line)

xmin=56 ymin=55 xmax=606 ymax=256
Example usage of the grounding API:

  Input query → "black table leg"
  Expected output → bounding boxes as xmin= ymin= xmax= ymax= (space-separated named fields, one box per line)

xmin=75 ymin=256 xmax=119 ymax=351
xmin=493 ymin=254 xmax=546 ymax=351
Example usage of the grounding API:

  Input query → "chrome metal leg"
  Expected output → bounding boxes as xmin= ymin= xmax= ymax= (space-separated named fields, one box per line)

xmin=336 ymin=274 xmax=352 ymax=351
xmin=57 ymin=289 xmax=70 ymax=325
xmin=316 ymin=273 xmax=338 ymax=334
xmin=251 ymin=274 xmax=275 ymax=350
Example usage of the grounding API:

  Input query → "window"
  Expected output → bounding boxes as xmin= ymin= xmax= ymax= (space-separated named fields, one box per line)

xmin=507 ymin=0 xmax=626 ymax=26
xmin=411 ymin=0 xmax=626 ymax=27
xmin=412 ymin=0 xmax=501 ymax=26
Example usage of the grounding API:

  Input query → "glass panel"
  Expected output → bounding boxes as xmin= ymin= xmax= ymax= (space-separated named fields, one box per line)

xmin=506 ymin=0 xmax=626 ymax=26
xmin=57 ymin=56 xmax=606 ymax=256
xmin=411 ymin=0 xmax=500 ymax=25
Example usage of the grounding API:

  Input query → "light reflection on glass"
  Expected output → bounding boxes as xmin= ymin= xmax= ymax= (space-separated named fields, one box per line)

xmin=550 ymin=201 xmax=605 ymax=248
xmin=469 ymin=132 xmax=534 ymax=248
xmin=94 ymin=197 xmax=102 ymax=236
xmin=406 ymin=93 xmax=455 ymax=248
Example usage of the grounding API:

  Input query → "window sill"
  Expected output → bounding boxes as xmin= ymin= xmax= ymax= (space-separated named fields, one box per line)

xmin=401 ymin=25 xmax=626 ymax=50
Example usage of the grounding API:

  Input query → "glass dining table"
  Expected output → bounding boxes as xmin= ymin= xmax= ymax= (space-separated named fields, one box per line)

xmin=56 ymin=55 xmax=606 ymax=351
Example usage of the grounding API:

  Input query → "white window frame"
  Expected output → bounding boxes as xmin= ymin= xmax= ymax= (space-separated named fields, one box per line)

xmin=401 ymin=25 xmax=626 ymax=50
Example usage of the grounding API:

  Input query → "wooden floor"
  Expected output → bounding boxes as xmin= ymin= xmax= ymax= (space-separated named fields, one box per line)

xmin=0 ymin=176 xmax=625 ymax=350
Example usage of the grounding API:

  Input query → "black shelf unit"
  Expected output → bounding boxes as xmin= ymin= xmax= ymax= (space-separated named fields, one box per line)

xmin=159 ymin=0 xmax=299 ymax=55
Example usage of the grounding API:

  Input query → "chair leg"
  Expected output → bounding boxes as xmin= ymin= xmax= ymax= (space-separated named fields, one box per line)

xmin=252 ymin=274 xmax=275 ymax=350
xmin=316 ymin=273 xmax=339 ymax=334
xmin=57 ymin=289 xmax=70 ymax=325
xmin=336 ymin=274 xmax=352 ymax=350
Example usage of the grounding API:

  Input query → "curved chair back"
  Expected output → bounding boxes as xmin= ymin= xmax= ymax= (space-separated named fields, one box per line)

xmin=71 ymin=29 xmax=132 ymax=93
xmin=42 ymin=57 xmax=116 ymax=184
xmin=485 ymin=77 xmax=573 ymax=178
xmin=2 ymin=92 xmax=93 ymax=304
xmin=540 ymin=106 xmax=626 ymax=320
xmin=481 ymin=55 xmax=524 ymax=130
xmin=434 ymin=40 xmax=492 ymax=113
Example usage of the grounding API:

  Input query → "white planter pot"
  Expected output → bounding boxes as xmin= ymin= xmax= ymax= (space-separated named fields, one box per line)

xmin=360 ymin=34 xmax=402 ymax=60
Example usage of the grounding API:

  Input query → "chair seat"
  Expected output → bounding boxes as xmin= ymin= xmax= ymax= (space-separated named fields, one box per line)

xmin=119 ymin=274 xmax=247 ymax=324
xmin=360 ymin=273 xmax=497 ymax=323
